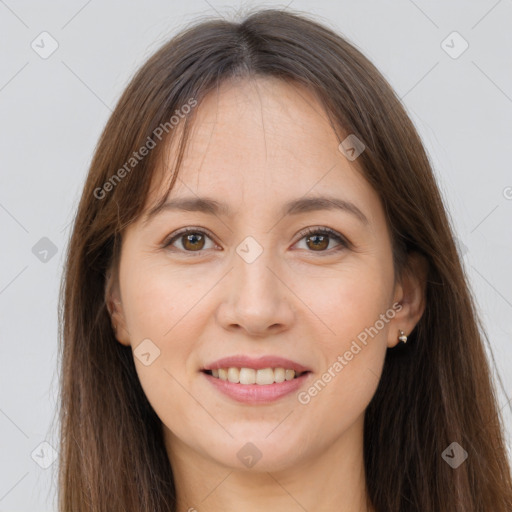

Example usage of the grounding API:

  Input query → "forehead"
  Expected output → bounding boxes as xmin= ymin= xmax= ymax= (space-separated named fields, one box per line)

xmin=146 ymin=77 xmax=383 ymax=227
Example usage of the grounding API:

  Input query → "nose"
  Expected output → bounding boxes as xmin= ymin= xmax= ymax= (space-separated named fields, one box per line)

xmin=215 ymin=244 xmax=296 ymax=337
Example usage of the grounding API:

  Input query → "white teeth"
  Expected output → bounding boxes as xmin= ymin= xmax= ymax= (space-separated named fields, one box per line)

xmin=256 ymin=368 xmax=275 ymax=385
xmin=274 ymin=367 xmax=285 ymax=383
xmin=227 ymin=367 xmax=240 ymax=383
xmin=208 ymin=367 xmax=302 ymax=385
xmin=239 ymin=368 xmax=256 ymax=385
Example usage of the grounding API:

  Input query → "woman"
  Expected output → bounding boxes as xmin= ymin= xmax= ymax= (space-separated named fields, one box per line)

xmin=57 ymin=8 xmax=512 ymax=511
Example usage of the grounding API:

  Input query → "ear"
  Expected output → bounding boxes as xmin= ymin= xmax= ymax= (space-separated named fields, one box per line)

xmin=387 ymin=251 xmax=428 ymax=348
xmin=105 ymin=266 xmax=131 ymax=347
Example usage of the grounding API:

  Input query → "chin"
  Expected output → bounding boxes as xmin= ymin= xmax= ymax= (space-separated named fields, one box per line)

xmin=205 ymin=434 xmax=309 ymax=473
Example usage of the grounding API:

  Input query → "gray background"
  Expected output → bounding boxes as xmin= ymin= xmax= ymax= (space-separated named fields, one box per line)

xmin=1 ymin=0 xmax=511 ymax=510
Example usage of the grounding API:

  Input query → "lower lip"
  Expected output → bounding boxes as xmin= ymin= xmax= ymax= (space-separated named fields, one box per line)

xmin=202 ymin=371 xmax=311 ymax=404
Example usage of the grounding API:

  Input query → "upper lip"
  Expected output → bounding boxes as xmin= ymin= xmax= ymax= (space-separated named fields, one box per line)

xmin=202 ymin=355 xmax=311 ymax=374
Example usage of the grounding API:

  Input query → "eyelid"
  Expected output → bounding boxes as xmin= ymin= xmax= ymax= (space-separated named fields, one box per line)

xmin=295 ymin=226 xmax=350 ymax=250
xmin=161 ymin=226 xmax=220 ymax=251
xmin=161 ymin=225 xmax=350 ymax=254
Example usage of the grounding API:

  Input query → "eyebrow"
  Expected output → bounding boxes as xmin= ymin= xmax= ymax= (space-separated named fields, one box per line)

xmin=143 ymin=195 xmax=370 ymax=226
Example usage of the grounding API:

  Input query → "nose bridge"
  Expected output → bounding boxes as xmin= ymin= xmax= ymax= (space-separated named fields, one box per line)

xmin=233 ymin=232 xmax=279 ymax=299
xmin=217 ymin=230 xmax=294 ymax=335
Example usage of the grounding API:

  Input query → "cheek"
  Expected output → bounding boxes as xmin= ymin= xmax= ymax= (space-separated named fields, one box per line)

xmin=119 ymin=258 xmax=214 ymax=410
xmin=119 ymin=263 xmax=204 ymax=428
xmin=301 ymin=257 xmax=393 ymax=348
xmin=295 ymin=259 xmax=392 ymax=413
xmin=120 ymin=258 xmax=214 ymax=342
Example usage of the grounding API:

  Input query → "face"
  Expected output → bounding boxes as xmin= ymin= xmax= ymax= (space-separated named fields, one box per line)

xmin=108 ymin=77 xmax=422 ymax=474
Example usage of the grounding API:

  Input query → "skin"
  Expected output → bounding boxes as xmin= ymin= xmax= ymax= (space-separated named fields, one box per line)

xmin=106 ymin=76 xmax=427 ymax=512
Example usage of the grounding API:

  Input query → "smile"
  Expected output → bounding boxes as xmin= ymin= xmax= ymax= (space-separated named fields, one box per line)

xmin=204 ymin=367 xmax=307 ymax=385
xmin=202 ymin=369 xmax=311 ymax=404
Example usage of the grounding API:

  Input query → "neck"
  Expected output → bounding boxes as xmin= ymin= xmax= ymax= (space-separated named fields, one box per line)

xmin=164 ymin=414 xmax=374 ymax=512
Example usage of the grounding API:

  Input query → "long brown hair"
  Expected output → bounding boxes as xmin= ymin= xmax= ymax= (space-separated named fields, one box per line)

xmin=56 ymin=8 xmax=512 ymax=511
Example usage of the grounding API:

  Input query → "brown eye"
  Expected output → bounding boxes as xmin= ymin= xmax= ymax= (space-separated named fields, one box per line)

xmin=305 ymin=233 xmax=330 ymax=251
xmin=181 ymin=232 xmax=205 ymax=251
xmin=163 ymin=228 xmax=216 ymax=254
xmin=295 ymin=227 xmax=348 ymax=254
xmin=163 ymin=226 xmax=348 ymax=256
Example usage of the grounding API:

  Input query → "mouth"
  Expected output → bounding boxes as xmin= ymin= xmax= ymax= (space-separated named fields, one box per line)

xmin=202 ymin=367 xmax=311 ymax=385
xmin=201 ymin=355 xmax=312 ymax=403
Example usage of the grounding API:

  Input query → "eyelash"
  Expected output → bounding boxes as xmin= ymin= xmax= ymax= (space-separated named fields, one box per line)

xmin=161 ymin=226 xmax=350 ymax=256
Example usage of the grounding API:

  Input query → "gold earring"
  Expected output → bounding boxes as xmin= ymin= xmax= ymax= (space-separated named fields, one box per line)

xmin=398 ymin=329 xmax=407 ymax=344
